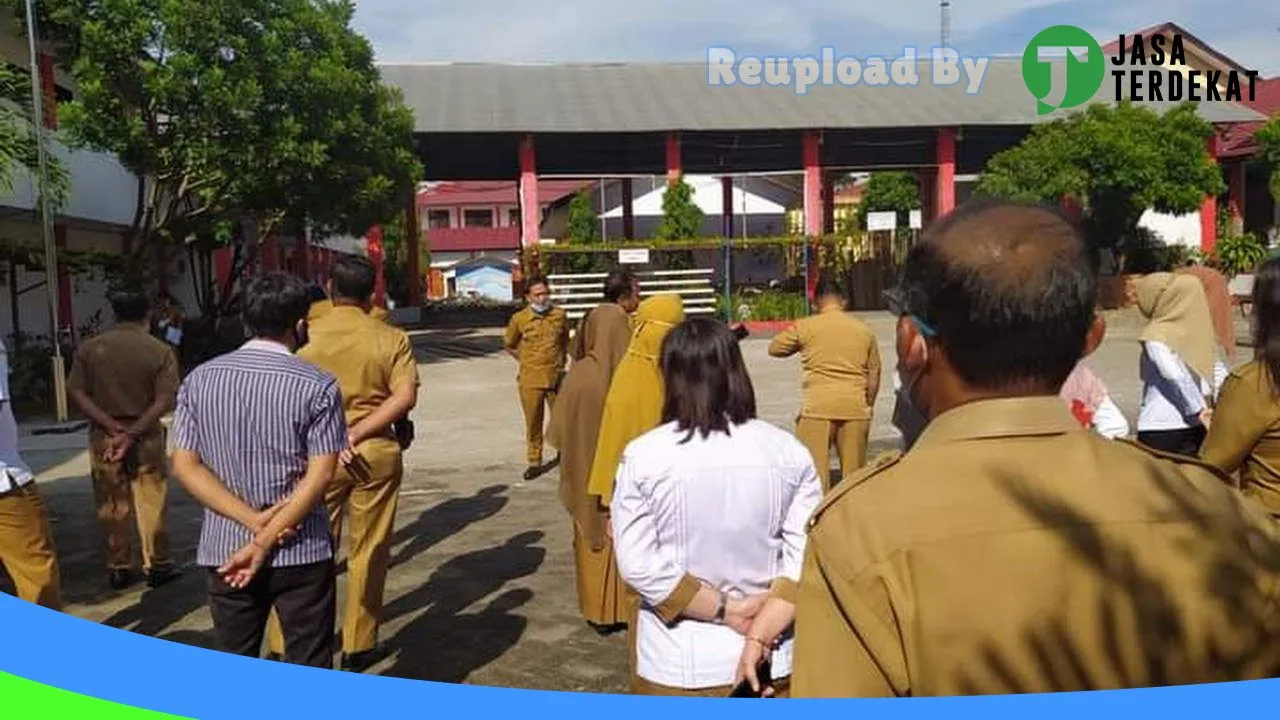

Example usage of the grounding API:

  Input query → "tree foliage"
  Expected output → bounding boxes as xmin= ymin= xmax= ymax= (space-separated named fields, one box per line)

xmin=655 ymin=177 xmax=704 ymax=240
xmin=564 ymin=188 xmax=600 ymax=244
xmin=976 ymin=102 xmax=1223 ymax=259
xmin=21 ymin=0 xmax=421 ymax=313
xmin=1256 ymin=116 xmax=1280 ymax=203
xmin=856 ymin=171 xmax=920 ymax=229
xmin=0 ymin=62 xmax=69 ymax=209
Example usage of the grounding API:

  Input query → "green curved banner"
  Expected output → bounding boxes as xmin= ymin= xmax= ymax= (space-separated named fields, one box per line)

xmin=0 ymin=671 xmax=189 ymax=719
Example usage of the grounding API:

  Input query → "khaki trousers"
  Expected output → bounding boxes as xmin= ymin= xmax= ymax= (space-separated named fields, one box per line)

xmin=794 ymin=417 xmax=870 ymax=492
xmin=89 ymin=429 xmax=171 ymax=571
xmin=267 ymin=438 xmax=403 ymax=656
xmin=519 ymin=386 xmax=556 ymax=466
xmin=0 ymin=483 xmax=61 ymax=609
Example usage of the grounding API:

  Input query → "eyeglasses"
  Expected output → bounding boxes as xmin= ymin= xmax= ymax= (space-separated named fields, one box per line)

xmin=883 ymin=287 xmax=936 ymax=337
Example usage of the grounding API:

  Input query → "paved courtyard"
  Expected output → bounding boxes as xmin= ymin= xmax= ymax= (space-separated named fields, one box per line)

xmin=6 ymin=308 xmax=1252 ymax=691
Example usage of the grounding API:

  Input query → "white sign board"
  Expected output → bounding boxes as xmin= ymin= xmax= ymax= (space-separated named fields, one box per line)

xmin=867 ymin=211 xmax=897 ymax=232
xmin=908 ymin=210 xmax=923 ymax=229
xmin=618 ymin=248 xmax=650 ymax=264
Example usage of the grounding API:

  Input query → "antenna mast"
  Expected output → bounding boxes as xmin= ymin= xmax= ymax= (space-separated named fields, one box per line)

xmin=940 ymin=0 xmax=952 ymax=48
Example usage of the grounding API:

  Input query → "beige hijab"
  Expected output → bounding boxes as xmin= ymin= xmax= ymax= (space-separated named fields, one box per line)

xmin=1135 ymin=273 xmax=1216 ymax=385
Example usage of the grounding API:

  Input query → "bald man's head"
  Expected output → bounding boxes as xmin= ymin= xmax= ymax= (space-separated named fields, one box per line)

xmin=899 ymin=201 xmax=1097 ymax=393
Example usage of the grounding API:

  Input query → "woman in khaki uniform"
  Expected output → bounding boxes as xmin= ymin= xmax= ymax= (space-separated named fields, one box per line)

xmin=1202 ymin=257 xmax=1280 ymax=516
xmin=546 ymin=271 xmax=640 ymax=633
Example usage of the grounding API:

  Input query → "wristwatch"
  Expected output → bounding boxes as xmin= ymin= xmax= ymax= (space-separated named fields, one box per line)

xmin=713 ymin=592 xmax=727 ymax=624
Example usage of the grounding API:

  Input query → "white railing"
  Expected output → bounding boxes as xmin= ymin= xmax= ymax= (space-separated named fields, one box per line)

xmin=548 ymin=268 xmax=717 ymax=321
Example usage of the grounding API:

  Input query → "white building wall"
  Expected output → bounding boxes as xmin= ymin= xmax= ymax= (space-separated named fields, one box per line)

xmin=1138 ymin=210 xmax=1201 ymax=250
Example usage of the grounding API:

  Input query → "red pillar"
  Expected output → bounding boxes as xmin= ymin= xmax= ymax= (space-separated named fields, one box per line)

xmin=1200 ymin=135 xmax=1220 ymax=254
xmin=802 ymin=131 xmax=823 ymax=302
xmin=213 ymin=247 xmax=232 ymax=293
xmin=935 ymin=128 xmax=956 ymax=220
xmin=261 ymin=238 xmax=279 ymax=271
xmin=621 ymin=178 xmax=635 ymax=240
xmin=519 ymin=134 xmax=539 ymax=248
xmin=666 ymin=133 xmax=682 ymax=185
xmin=721 ymin=176 xmax=735 ymax=237
xmin=367 ymin=226 xmax=386 ymax=307
xmin=1226 ymin=162 xmax=1245 ymax=236
xmin=1060 ymin=195 xmax=1083 ymax=220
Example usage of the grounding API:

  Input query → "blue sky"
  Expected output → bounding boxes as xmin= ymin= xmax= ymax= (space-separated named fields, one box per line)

xmin=352 ymin=0 xmax=1280 ymax=75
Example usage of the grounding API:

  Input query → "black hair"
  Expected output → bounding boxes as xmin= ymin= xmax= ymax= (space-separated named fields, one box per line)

xmin=603 ymin=270 xmax=638 ymax=303
xmin=329 ymin=255 xmax=376 ymax=302
xmin=1253 ymin=256 xmax=1280 ymax=396
xmin=109 ymin=290 xmax=149 ymax=322
xmin=242 ymin=272 xmax=311 ymax=339
xmin=526 ymin=276 xmax=549 ymax=293
xmin=899 ymin=200 xmax=1097 ymax=392
xmin=814 ymin=273 xmax=844 ymax=304
xmin=660 ymin=318 xmax=757 ymax=443
xmin=307 ymin=283 xmax=328 ymax=304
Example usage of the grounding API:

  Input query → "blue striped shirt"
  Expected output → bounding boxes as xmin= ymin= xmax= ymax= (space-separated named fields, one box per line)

xmin=172 ymin=339 xmax=347 ymax=568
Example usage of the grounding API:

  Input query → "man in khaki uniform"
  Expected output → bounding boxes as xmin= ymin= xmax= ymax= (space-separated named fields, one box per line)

xmin=504 ymin=277 xmax=569 ymax=481
xmin=790 ymin=202 xmax=1280 ymax=697
xmin=265 ymin=256 xmax=419 ymax=672
xmin=769 ymin=274 xmax=880 ymax=489
xmin=68 ymin=290 xmax=179 ymax=590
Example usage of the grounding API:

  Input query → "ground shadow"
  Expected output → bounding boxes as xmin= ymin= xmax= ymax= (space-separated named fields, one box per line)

xmin=949 ymin=468 xmax=1280 ymax=694
xmin=388 ymin=485 xmax=510 ymax=569
xmin=99 ymin=569 xmax=209 ymax=638
xmin=380 ymin=530 xmax=546 ymax=682
xmin=409 ymin=330 xmax=505 ymax=366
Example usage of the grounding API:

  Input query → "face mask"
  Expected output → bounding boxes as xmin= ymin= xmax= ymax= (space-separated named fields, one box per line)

xmin=531 ymin=301 xmax=551 ymax=314
xmin=891 ymin=368 xmax=928 ymax=451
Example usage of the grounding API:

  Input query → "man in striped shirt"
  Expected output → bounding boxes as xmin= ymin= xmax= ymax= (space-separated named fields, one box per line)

xmin=171 ymin=272 xmax=347 ymax=668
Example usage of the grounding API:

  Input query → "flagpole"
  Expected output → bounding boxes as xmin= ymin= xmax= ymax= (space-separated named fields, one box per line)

xmin=24 ymin=0 xmax=68 ymax=422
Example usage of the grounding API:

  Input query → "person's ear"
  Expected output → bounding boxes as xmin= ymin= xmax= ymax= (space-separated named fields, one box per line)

xmin=1082 ymin=312 xmax=1106 ymax=359
xmin=895 ymin=316 xmax=929 ymax=373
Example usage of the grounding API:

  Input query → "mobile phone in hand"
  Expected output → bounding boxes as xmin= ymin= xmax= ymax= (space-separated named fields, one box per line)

xmin=727 ymin=660 xmax=772 ymax=698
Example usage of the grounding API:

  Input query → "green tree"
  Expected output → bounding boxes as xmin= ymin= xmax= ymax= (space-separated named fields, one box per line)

xmin=1256 ymin=115 xmax=1280 ymax=203
xmin=977 ymin=102 xmax=1223 ymax=266
xmin=564 ymin=188 xmax=600 ymax=243
xmin=855 ymin=171 xmax=921 ymax=230
xmin=20 ymin=0 xmax=420 ymax=322
xmin=655 ymin=177 xmax=704 ymax=240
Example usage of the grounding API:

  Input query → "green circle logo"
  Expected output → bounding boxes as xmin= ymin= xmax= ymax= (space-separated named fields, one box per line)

xmin=1022 ymin=25 xmax=1105 ymax=115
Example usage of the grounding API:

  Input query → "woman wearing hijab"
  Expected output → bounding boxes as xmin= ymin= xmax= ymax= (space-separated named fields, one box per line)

xmin=546 ymin=271 xmax=640 ymax=633
xmin=587 ymin=294 xmax=686 ymax=506
xmin=1179 ymin=257 xmax=1236 ymax=389
xmin=1133 ymin=273 xmax=1218 ymax=456
xmin=1201 ymin=256 xmax=1280 ymax=518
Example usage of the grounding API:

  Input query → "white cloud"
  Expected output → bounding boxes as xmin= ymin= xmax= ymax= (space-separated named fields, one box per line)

xmin=351 ymin=0 xmax=1280 ymax=76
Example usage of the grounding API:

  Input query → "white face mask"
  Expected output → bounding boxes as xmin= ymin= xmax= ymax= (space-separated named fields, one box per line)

xmin=891 ymin=368 xmax=928 ymax=451
xmin=531 ymin=300 xmax=551 ymax=314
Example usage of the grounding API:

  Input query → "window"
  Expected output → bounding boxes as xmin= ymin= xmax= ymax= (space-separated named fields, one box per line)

xmin=463 ymin=209 xmax=494 ymax=228
xmin=427 ymin=210 xmax=451 ymax=229
xmin=507 ymin=208 xmax=521 ymax=226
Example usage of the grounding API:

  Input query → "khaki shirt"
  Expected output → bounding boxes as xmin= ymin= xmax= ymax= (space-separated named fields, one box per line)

xmin=504 ymin=306 xmax=569 ymax=390
xmin=793 ymin=396 xmax=1280 ymax=697
xmin=309 ymin=299 xmax=390 ymax=325
xmin=1202 ymin=360 xmax=1280 ymax=516
xmin=768 ymin=307 xmax=881 ymax=420
xmin=67 ymin=323 xmax=179 ymax=426
xmin=299 ymin=305 xmax=418 ymax=442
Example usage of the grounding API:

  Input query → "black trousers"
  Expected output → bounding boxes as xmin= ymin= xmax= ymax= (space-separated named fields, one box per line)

xmin=1137 ymin=426 xmax=1208 ymax=458
xmin=207 ymin=559 xmax=336 ymax=668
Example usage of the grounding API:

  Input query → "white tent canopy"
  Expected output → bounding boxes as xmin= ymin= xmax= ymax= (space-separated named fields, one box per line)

xmin=602 ymin=174 xmax=787 ymax=218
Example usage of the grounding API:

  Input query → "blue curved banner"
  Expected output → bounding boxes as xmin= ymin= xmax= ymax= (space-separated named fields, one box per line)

xmin=2 ymin=592 xmax=1277 ymax=717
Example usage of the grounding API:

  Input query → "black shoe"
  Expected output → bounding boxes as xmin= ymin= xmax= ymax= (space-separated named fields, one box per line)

xmin=523 ymin=466 xmax=541 ymax=481
xmin=108 ymin=569 xmax=134 ymax=590
xmin=340 ymin=646 xmax=390 ymax=673
xmin=588 ymin=621 xmax=627 ymax=637
xmin=146 ymin=566 xmax=182 ymax=589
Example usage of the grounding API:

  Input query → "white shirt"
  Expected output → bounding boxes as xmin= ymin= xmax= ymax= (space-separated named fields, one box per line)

xmin=1092 ymin=395 xmax=1130 ymax=439
xmin=1138 ymin=341 xmax=1210 ymax=432
xmin=611 ymin=419 xmax=823 ymax=689
xmin=0 ymin=339 xmax=35 ymax=493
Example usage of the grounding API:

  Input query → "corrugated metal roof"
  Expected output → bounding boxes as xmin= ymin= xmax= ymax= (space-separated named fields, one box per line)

xmin=379 ymin=59 xmax=1264 ymax=134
